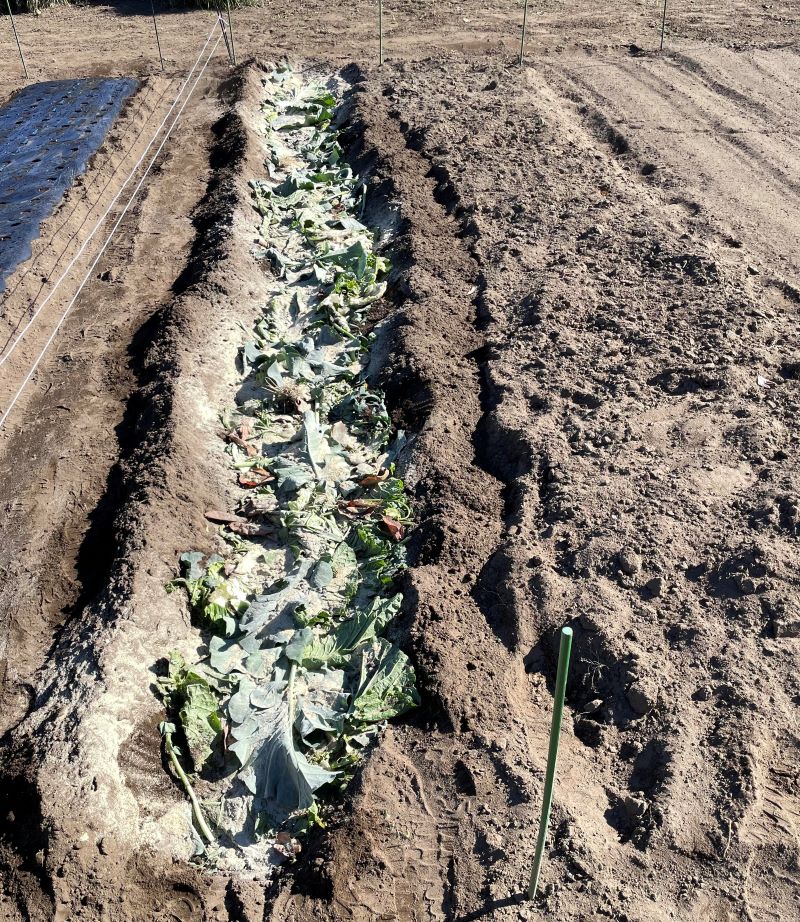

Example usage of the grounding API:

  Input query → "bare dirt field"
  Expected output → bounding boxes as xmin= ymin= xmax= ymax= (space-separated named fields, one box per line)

xmin=0 ymin=2 xmax=798 ymax=921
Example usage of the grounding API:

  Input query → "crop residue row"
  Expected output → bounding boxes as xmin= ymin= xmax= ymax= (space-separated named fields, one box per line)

xmin=160 ymin=65 xmax=418 ymax=874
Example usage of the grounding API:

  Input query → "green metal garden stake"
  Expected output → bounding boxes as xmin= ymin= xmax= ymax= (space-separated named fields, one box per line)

xmin=528 ymin=625 xmax=573 ymax=900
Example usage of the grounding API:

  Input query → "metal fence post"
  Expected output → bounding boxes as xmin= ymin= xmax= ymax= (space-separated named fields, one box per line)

xmin=226 ymin=0 xmax=237 ymax=66
xmin=5 ymin=0 xmax=28 ymax=79
xmin=378 ymin=0 xmax=384 ymax=66
xmin=519 ymin=0 xmax=529 ymax=66
xmin=150 ymin=0 xmax=165 ymax=71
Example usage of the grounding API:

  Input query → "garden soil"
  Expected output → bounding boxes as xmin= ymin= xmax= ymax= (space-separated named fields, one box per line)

xmin=0 ymin=3 xmax=798 ymax=921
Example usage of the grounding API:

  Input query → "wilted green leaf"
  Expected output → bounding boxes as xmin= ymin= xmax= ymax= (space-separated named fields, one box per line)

xmin=351 ymin=640 xmax=420 ymax=726
xmin=160 ymin=655 xmax=222 ymax=771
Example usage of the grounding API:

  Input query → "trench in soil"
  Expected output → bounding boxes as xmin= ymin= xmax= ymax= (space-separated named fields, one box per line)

xmin=0 ymin=69 xmax=231 ymax=919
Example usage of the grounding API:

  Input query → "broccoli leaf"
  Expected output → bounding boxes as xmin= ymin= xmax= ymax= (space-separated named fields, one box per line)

xmin=230 ymin=677 xmax=337 ymax=816
xmin=160 ymin=655 xmax=223 ymax=771
xmin=351 ymin=640 xmax=420 ymax=727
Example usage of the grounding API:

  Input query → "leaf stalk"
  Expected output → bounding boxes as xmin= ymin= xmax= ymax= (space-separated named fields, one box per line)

xmin=164 ymin=727 xmax=215 ymax=844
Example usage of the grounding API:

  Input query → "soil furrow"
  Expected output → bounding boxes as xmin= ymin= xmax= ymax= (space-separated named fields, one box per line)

xmin=264 ymin=69 xmax=539 ymax=922
xmin=547 ymin=49 xmax=800 ymax=272
xmin=0 ymin=74 xmax=220 ymax=731
xmin=318 ymin=53 xmax=800 ymax=921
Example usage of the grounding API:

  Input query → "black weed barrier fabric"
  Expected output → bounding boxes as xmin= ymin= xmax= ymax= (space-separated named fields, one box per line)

xmin=0 ymin=77 xmax=138 ymax=291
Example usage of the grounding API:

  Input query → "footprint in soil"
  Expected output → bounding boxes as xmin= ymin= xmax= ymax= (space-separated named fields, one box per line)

xmin=161 ymin=891 xmax=203 ymax=922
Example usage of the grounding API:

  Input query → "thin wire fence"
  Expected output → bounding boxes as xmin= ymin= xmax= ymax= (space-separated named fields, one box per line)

xmin=0 ymin=14 xmax=224 ymax=373
xmin=2 ymin=1 xmax=683 ymax=86
xmin=0 ymin=78 xmax=174 ymax=340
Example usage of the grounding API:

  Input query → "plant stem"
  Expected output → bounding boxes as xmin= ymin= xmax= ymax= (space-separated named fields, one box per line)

xmin=164 ymin=728 xmax=215 ymax=844
xmin=287 ymin=661 xmax=298 ymax=724
xmin=528 ymin=626 xmax=573 ymax=900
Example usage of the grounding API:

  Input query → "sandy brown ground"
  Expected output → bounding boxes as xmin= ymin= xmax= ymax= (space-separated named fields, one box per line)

xmin=0 ymin=2 xmax=798 ymax=921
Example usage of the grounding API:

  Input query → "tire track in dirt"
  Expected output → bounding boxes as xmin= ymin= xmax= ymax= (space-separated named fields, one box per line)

xmin=545 ymin=48 xmax=800 ymax=274
xmin=617 ymin=56 xmax=800 ymax=200
xmin=665 ymin=51 xmax=781 ymax=122
xmin=739 ymin=730 xmax=800 ymax=921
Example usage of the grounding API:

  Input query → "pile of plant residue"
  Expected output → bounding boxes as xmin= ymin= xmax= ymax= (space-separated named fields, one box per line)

xmin=160 ymin=65 xmax=418 ymax=874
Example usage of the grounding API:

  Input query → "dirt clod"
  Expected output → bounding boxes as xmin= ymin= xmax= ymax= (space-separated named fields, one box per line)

xmin=627 ymin=680 xmax=659 ymax=716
